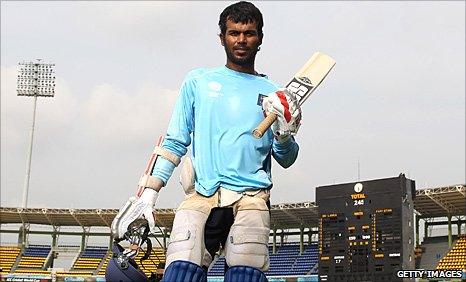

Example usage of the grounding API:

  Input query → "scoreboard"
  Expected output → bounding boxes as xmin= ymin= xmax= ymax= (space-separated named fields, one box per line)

xmin=316 ymin=174 xmax=415 ymax=281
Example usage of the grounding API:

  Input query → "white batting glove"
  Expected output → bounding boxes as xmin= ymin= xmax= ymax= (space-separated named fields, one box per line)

xmin=111 ymin=188 xmax=158 ymax=239
xmin=262 ymin=88 xmax=302 ymax=141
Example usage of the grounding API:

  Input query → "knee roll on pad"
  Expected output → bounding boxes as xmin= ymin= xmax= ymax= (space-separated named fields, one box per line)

xmin=225 ymin=210 xmax=270 ymax=270
xmin=225 ymin=225 xmax=270 ymax=270
xmin=162 ymin=260 xmax=207 ymax=282
xmin=224 ymin=266 xmax=268 ymax=282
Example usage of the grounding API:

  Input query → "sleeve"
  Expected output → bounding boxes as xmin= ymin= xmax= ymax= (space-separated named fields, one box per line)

xmin=151 ymin=73 xmax=197 ymax=185
xmin=272 ymin=136 xmax=299 ymax=168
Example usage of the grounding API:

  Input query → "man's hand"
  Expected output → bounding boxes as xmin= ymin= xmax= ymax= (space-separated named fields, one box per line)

xmin=262 ymin=88 xmax=302 ymax=141
xmin=111 ymin=188 xmax=158 ymax=239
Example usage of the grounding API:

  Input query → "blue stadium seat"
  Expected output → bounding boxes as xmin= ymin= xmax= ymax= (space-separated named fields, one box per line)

xmin=207 ymin=243 xmax=319 ymax=277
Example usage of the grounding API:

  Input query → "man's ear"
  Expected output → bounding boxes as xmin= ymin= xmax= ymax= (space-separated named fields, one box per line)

xmin=219 ymin=33 xmax=225 ymax=46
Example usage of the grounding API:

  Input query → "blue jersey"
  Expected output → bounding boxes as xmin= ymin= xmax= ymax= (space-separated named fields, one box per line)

xmin=152 ymin=66 xmax=299 ymax=196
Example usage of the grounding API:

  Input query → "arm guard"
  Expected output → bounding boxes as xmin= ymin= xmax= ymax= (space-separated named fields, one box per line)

xmin=136 ymin=136 xmax=181 ymax=196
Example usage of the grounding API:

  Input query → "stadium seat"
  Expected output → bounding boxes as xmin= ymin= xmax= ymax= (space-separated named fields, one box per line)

xmin=15 ymin=245 xmax=51 ymax=273
xmin=436 ymin=234 xmax=466 ymax=270
xmin=134 ymin=247 xmax=166 ymax=277
xmin=71 ymin=246 xmax=108 ymax=274
xmin=0 ymin=246 xmax=21 ymax=273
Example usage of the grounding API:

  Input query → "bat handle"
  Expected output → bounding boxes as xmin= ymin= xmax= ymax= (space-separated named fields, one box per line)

xmin=252 ymin=113 xmax=278 ymax=138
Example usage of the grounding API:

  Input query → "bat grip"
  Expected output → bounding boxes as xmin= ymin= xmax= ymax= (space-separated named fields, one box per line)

xmin=252 ymin=113 xmax=278 ymax=138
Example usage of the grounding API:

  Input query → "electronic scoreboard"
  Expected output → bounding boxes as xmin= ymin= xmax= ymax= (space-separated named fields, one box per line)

xmin=316 ymin=174 xmax=415 ymax=281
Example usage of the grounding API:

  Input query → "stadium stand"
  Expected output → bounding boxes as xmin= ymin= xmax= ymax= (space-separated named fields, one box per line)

xmin=437 ymin=234 xmax=466 ymax=270
xmin=0 ymin=245 xmax=21 ymax=273
xmin=266 ymin=243 xmax=301 ymax=276
xmin=97 ymin=251 xmax=111 ymax=276
xmin=208 ymin=256 xmax=226 ymax=276
xmin=15 ymin=245 xmax=51 ymax=271
xmin=207 ymin=243 xmax=319 ymax=277
xmin=13 ymin=268 xmax=51 ymax=275
xmin=418 ymin=236 xmax=456 ymax=270
xmin=291 ymin=242 xmax=319 ymax=275
xmin=71 ymin=246 xmax=108 ymax=274
xmin=0 ymin=183 xmax=464 ymax=281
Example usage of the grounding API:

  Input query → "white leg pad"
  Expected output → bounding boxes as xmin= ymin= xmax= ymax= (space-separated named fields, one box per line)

xmin=165 ymin=209 xmax=209 ymax=267
xmin=225 ymin=209 xmax=270 ymax=271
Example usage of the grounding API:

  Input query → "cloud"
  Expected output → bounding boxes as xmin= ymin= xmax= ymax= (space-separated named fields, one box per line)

xmin=1 ymin=63 xmax=181 ymax=208
xmin=82 ymin=82 xmax=178 ymax=142
xmin=1 ymin=65 xmax=79 ymax=142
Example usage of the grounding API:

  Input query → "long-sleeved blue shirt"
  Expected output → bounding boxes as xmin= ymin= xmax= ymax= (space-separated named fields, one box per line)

xmin=152 ymin=66 xmax=299 ymax=196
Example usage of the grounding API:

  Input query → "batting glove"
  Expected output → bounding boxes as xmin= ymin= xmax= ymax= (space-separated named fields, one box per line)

xmin=111 ymin=188 xmax=158 ymax=239
xmin=262 ymin=88 xmax=302 ymax=141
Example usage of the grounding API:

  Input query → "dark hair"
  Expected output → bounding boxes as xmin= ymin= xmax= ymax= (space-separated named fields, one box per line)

xmin=218 ymin=1 xmax=263 ymax=37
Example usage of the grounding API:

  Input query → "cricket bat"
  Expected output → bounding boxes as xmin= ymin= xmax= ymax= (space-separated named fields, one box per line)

xmin=252 ymin=52 xmax=336 ymax=138
xmin=136 ymin=135 xmax=164 ymax=197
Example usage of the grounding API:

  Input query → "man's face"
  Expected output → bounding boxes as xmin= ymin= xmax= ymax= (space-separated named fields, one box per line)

xmin=220 ymin=19 xmax=262 ymax=67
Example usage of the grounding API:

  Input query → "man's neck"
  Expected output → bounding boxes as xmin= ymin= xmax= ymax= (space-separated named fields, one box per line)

xmin=225 ymin=61 xmax=257 ymax=75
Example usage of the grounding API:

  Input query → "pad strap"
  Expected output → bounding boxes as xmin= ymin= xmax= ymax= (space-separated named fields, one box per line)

xmin=154 ymin=146 xmax=181 ymax=167
xmin=138 ymin=175 xmax=163 ymax=192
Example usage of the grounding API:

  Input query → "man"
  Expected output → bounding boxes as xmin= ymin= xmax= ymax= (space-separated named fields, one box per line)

xmin=111 ymin=2 xmax=302 ymax=281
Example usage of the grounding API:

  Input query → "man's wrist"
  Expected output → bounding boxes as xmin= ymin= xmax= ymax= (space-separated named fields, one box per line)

xmin=144 ymin=186 xmax=162 ymax=192
xmin=274 ymin=135 xmax=295 ymax=151
xmin=274 ymin=134 xmax=291 ymax=144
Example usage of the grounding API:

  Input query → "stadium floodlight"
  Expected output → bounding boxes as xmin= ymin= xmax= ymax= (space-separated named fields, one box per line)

xmin=17 ymin=59 xmax=56 ymax=208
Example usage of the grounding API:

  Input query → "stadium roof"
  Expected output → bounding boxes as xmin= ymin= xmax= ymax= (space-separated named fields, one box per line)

xmin=0 ymin=203 xmax=319 ymax=230
xmin=1 ymin=185 xmax=464 ymax=230
xmin=270 ymin=202 xmax=319 ymax=229
xmin=413 ymin=184 xmax=465 ymax=218
xmin=0 ymin=207 xmax=176 ymax=229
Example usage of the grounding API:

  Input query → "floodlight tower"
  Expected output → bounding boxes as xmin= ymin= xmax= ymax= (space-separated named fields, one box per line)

xmin=17 ymin=59 xmax=56 ymax=208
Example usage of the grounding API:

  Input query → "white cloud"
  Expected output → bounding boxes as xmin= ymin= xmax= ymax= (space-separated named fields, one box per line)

xmin=82 ymin=82 xmax=178 ymax=141
xmin=1 ymin=62 xmax=181 ymax=208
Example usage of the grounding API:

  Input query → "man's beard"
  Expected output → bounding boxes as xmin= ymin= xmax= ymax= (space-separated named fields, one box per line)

xmin=224 ymin=45 xmax=259 ymax=66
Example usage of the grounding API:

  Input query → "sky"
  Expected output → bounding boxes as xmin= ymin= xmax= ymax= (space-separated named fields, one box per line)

xmin=1 ymin=1 xmax=465 ymax=212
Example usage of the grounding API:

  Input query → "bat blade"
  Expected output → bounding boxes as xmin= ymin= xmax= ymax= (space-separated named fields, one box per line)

xmin=252 ymin=51 xmax=335 ymax=138
xmin=287 ymin=52 xmax=336 ymax=106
